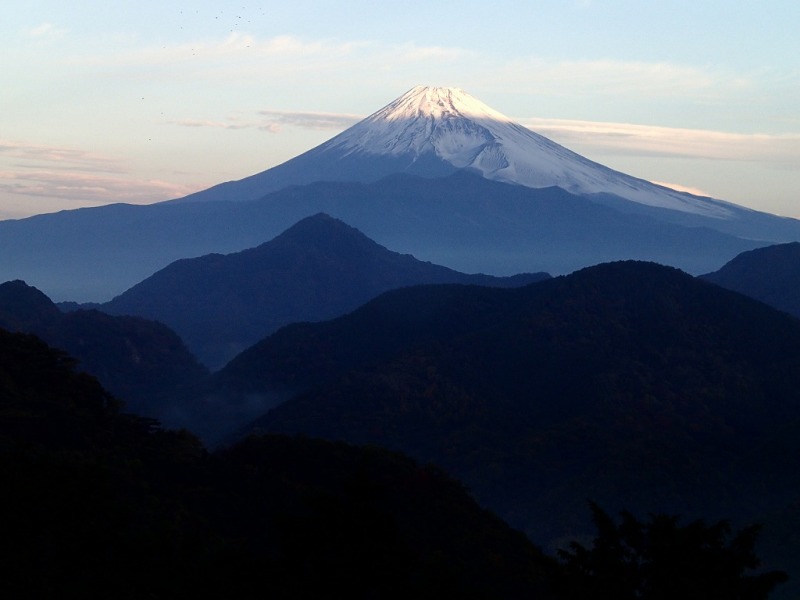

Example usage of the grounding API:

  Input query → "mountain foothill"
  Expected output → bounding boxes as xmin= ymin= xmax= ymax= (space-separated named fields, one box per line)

xmin=98 ymin=212 xmax=550 ymax=370
xmin=700 ymin=241 xmax=800 ymax=320
xmin=3 ymin=85 xmax=800 ymax=598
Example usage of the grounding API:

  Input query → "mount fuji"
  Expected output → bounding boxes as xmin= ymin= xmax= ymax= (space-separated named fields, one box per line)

xmin=1 ymin=85 xmax=799 ymax=301
xmin=178 ymin=86 xmax=733 ymax=219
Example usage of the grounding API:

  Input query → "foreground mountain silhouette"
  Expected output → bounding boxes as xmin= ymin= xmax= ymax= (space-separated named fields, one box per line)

xmin=100 ymin=213 xmax=549 ymax=369
xmin=207 ymin=261 xmax=800 ymax=590
xmin=0 ymin=280 xmax=207 ymax=415
xmin=1 ymin=87 xmax=799 ymax=301
xmin=0 ymin=327 xmax=555 ymax=599
xmin=700 ymin=242 xmax=800 ymax=319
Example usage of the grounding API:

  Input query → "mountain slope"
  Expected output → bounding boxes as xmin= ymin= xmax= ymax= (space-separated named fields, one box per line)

xmin=0 ymin=280 xmax=207 ymax=415
xmin=221 ymin=262 xmax=800 ymax=566
xmin=178 ymin=86 xmax=735 ymax=219
xmin=101 ymin=213 xmax=549 ymax=368
xmin=0 ymin=327 xmax=555 ymax=599
xmin=171 ymin=85 xmax=800 ymax=246
xmin=700 ymin=242 xmax=800 ymax=319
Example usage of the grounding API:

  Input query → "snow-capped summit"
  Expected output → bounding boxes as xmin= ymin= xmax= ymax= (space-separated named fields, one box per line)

xmin=325 ymin=86 xmax=519 ymax=174
xmin=178 ymin=85 xmax=737 ymax=219
xmin=319 ymin=85 xmax=732 ymax=218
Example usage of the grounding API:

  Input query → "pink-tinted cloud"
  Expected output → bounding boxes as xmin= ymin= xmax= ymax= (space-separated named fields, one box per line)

xmin=0 ymin=140 xmax=124 ymax=173
xmin=171 ymin=110 xmax=362 ymax=134
xmin=256 ymin=110 xmax=362 ymax=131
xmin=0 ymin=139 xmax=199 ymax=206
xmin=171 ymin=118 xmax=253 ymax=130
xmin=0 ymin=169 xmax=199 ymax=203
xmin=519 ymin=117 xmax=800 ymax=166
xmin=650 ymin=181 xmax=712 ymax=197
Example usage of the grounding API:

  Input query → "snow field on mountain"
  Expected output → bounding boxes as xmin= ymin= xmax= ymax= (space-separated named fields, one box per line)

xmin=326 ymin=86 xmax=733 ymax=218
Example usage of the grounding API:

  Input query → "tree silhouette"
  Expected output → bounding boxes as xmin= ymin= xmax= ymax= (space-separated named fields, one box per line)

xmin=557 ymin=502 xmax=788 ymax=600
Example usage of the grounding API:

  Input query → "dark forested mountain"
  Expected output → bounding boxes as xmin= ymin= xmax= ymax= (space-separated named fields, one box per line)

xmin=209 ymin=261 xmax=800 ymax=590
xmin=0 ymin=326 xmax=555 ymax=599
xmin=700 ymin=242 xmax=800 ymax=319
xmin=0 ymin=280 xmax=207 ymax=415
xmin=101 ymin=213 xmax=549 ymax=369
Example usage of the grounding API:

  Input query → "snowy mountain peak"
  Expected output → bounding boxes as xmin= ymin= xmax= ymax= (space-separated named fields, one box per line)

xmin=320 ymin=86 xmax=734 ymax=218
xmin=327 ymin=85 xmax=514 ymax=167
xmin=374 ymin=85 xmax=512 ymax=123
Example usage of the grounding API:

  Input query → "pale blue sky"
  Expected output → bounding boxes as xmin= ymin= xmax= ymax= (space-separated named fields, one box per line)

xmin=2 ymin=0 xmax=799 ymax=219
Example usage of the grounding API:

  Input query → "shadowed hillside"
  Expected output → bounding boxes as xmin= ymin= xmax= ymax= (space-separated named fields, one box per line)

xmin=209 ymin=261 xmax=800 ymax=594
xmin=700 ymin=242 xmax=800 ymax=319
xmin=0 ymin=279 xmax=208 ymax=416
xmin=0 ymin=326 xmax=555 ymax=599
xmin=101 ymin=213 xmax=548 ymax=369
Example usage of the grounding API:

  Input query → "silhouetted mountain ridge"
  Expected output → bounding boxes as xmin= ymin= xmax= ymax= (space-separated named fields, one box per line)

xmin=701 ymin=242 xmax=800 ymax=319
xmin=0 ymin=172 xmax=781 ymax=302
xmin=0 ymin=325 xmax=555 ymax=599
xmin=0 ymin=279 xmax=62 ymax=327
xmin=0 ymin=280 xmax=207 ymax=415
xmin=102 ymin=213 xmax=549 ymax=368
xmin=216 ymin=261 xmax=800 ymax=584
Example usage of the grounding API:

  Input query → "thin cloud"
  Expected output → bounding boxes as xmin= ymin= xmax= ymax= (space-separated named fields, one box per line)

xmin=488 ymin=56 xmax=753 ymax=106
xmin=0 ymin=140 xmax=124 ymax=173
xmin=25 ymin=22 xmax=67 ymax=39
xmin=171 ymin=107 xmax=800 ymax=169
xmin=171 ymin=110 xmax=362 ymax=134
xmin=257 ymin=110 xmax=362 ymax=131
xmin=519 ymin=117 xmax=800 ymax=166
xmin=171 ymin=118 xmax=253 ymax=130
xmin=0 ymin=140 xmax=197 ymax=205
xmin=394 ymin=42 xmax=471 ymax=62
xmin=0 ymin=170 xmax=198 ymax=203
xmin=80 ymin=33 xmax=368 ymax=68
xmin=66 ymin=32 xmax=470 ymax=87
xmin=651 ymin=181 xmax=712 ymax=197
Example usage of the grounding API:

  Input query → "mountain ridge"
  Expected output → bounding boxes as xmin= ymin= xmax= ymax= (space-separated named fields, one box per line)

xmin=217 ymin=261 xmax=800 ymax=586
xmin=700 ymin=242 xmax=800 ymax=319
xmin=0 ymin=279 xmax=208 ymax=415
xmin=2 ymin=87 xmax=799 ymax=301
xmin=1 ymin=172 xmax=775 ymax=302
xmin=0 ymin=325 xmax=555 ymax=599
xmin=101 ymin=212 xmax=549 ymax=369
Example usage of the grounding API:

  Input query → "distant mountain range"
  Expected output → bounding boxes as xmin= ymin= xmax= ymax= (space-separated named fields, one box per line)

xmin=98 ymin=213 xmax=549 ymax=369
xmin=1 ymin=86 xmax=798 ymax=301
